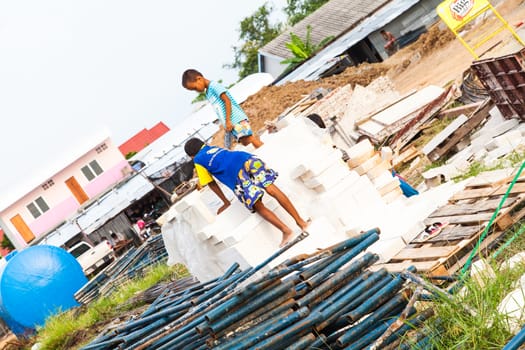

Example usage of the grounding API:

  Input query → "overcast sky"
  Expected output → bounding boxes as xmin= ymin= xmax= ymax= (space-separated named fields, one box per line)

xmin=0 ymin=0 xmax=287 ymax=204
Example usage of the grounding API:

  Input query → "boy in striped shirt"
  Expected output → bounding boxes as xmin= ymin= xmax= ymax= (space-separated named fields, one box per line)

xmin=182 ymin=69 xmax=263 ymax=149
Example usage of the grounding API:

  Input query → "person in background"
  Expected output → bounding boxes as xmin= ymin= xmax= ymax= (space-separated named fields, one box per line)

xmin=380 ymin=30 xmax=398 ymax=56
xmin=184 ymin=137 xmax=310 ymax=247
xmin=182 ymin=69 xmax=263 ymax=150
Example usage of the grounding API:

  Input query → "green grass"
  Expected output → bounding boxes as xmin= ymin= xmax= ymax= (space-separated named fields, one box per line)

xmin=33 ymin=263 xmax=189 ymax=350
xmin=426 ymin=222 xmax=525 ymax=349
xmin=452 ymin=150 xmax=525 ymax=182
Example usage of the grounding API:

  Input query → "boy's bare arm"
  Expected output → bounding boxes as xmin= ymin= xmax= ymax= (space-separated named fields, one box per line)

xmin=208 ymin=180 xmax=231 ymax=214
xmin=220 ymin=92 xmax=233 ymax=131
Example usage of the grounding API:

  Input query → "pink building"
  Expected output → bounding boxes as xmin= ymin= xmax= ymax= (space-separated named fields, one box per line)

xmin=0 ymin=137 xmax=132 ymax=250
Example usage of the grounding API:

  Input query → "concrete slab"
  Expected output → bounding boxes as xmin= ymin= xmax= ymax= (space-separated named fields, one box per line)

xmin=422 ymin=114 xmax=468 ymax=155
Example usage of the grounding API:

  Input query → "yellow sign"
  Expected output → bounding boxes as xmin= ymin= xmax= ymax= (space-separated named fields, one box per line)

xmin=437 ymin=0 xmax=490 ymax=31
xmin=437 ymin=0 xmax=524 ymax=58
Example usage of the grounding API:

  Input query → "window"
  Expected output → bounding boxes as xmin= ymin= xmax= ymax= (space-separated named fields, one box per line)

xmin=68 ymin=242 xmax=91 ymax=258
xmin=95 ymin=143 xmax=108 ymax=154
xmin=41 ymin=179 xmax=55 ymax=190
xmin=27 ymin=196 xmax=50 ymax=219
xmin=81 ymin=160 xmax=104 ymax=181
xmin=90 ymin=160 xmax=103 ymax=175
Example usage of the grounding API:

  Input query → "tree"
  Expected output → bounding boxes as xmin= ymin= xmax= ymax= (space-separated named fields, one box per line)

xmin=284 ymin=0 xmax=330 ymax=26
xmin=1 ymin=235 xmax=14 ymax=251
xmin=227 ymin=4 xmax=282 ymax=79
xmin=281 ymin=25 xmax=334 ymax=68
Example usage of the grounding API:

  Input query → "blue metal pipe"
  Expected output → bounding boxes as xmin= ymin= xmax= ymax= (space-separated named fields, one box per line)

xmin=304 ymin=233 xmax=380 ymax=288
xmin=284 ymin=332 xmax=316 ymax=350
xmin=343 ymin=317 xmax=397 ymax=350
xmin=379 ymin=308 xmax=435 ymax=348
xmin=345 ymin=275 xmax=404 ymax=322
xmin=336 ymin=291 xmax=410 ymax=347
xmin=316 ymin=270 xmax=392 ymax=332
xmin=208 ymin=279 xmax=298 ymax=335
xmin=503 ymin=324 xmax=525 ymax=350
xmin=296 ymin=252 xmax=379 ymax=308
xmin=215 ymin=307 xmax=310 ymax=350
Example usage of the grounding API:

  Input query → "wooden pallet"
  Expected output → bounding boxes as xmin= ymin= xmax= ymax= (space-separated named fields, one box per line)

xmin=427 ymin=99 xmax=493 ymax=161
xmin=375 ymin=175 xmax=525 ymax=276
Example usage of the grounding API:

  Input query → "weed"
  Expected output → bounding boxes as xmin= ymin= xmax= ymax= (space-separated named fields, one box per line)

xmin=34 ymin=263 xmax=188 ymax=350
xmin=427 ymin=222 xmax=525 ymax=349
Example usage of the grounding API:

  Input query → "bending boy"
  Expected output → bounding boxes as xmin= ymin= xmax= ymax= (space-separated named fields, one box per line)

xmin=184 ymin=138 xmax=308 ymax=247
xmin=182 ymin=69 xmax=263 ymax=149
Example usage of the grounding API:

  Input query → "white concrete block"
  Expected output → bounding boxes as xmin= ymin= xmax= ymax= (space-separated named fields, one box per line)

xmin=485 ymin=138 xmax=498 ymax=152
xmin=347 ymin=138 xmax=374 ymax=160
xmin=498 ymin=283 xmax=525 ymax=334
xmin=303 ymin=162 xmax=349 ymax=190
xmin=367 ymin=161 xmax=392 ymax=180
xmin=380 ymin=147 xmax=394 ymax=162
xmin=382 ymin=187 xmax=403 ymax=204
xmin=367 ymin=237 xmax=406 ymax=263
xmin=373 ymin=171 xmax=396 ymax=188
xmin=290 ymin=164 xmax=308 ymax=179
xmin=501 ymin=252 xmax=525 ymax=271
xmin=494 ymin=130 xmax=523 ymax=149
xmin=473 ymin=148 xmax=489 ymax=161
xmin=354 ymin=153 xmax=382 ymax=175
xmin=517 ymin=123 xmax=525 ymax=136
xmin=401 ymin=221 xmax=426 ymax=244
xmin=422 ymin=114 xmax=468 ymax=155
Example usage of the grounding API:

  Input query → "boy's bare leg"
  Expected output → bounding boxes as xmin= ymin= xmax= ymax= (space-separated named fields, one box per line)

xmin=252 ymin=200 xmax=294 ymax=247
xmin=264 ymin=184 xmax=310 ymax=231
xmin=240 ymin=135 xmax=263 ymax=148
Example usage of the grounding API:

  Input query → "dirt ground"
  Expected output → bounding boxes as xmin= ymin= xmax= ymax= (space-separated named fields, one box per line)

xmin=212 ymin=0 xmax=525 ymax=147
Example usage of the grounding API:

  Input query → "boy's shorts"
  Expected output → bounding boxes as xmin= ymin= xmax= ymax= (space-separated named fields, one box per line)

xmin=231 ymin=120 xmax=253 ymax=141
xmin=234 ymin=157 xmax=278 ymax=212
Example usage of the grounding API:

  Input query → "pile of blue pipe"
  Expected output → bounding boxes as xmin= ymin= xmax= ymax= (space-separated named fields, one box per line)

xmin=75 ymin=235 xmax=168 ymax=304
xmin=79 ymin=229 xmax=435 ymax=349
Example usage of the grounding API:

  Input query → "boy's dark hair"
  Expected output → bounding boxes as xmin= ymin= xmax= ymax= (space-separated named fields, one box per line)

xmin=182 ymin=69 xmax=203 ymax=87
xmin=380 ymin=30 xmax=386 ymax=34
xmin=306 ymin=113 xmax=326 ymax=129
xmin=184 ymin=138 xmax=205 ymax=156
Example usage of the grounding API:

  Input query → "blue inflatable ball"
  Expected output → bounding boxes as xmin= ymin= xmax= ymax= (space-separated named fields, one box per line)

xmin=0 ymin=245 xmax=87 ymax=330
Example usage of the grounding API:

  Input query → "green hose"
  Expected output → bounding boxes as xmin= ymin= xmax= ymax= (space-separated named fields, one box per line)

xmin=459 ymin=161 xmax=525 ymax=279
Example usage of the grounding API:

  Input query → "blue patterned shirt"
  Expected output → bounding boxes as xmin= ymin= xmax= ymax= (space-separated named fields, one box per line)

xmin=206 ymin=81 xmax=249 ymax=127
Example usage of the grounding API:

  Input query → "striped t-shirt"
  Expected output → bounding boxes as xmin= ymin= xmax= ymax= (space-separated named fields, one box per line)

xmin=206 ymin=81 xmax=249 ymax=127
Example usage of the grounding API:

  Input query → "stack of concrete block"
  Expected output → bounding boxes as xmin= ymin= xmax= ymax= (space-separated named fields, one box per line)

xmin=159 ymin=114 xmax=467 ymax=281
xmin=346 ymin=139 xmax=403 ymax=203
xmin=299 ymin=84 xmax=353 ymax=121
xmin=423 ymin=107 xmax=525 ymax=184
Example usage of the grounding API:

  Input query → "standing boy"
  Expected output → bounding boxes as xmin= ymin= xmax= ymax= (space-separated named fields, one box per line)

xmin=184 ymin=138 xmax=309 ymax=247
xmin=182 ymin=69 xmax=263 ymax=149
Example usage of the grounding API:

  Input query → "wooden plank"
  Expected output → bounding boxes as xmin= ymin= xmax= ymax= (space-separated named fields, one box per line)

xmin=371 ymin=260 xmax=439 ymax=273
xmin=437 ymin=101 xmax=483 ymax=119
xmin=428 ymin=99 xmax=493 ymax=161
xmin=451 ymin=183 xmax=525 ymax=200
xmin=445 ymin=230 xmax=504 ymax=274
xmin=392 ymin=146 xmax=419 ymax=168
xmin=424 ymin=212 xmax=496 ymax=226
xmin=393 ymin=246 xmax=458 ymax=260
xmin=411 ymin=225 xmax=481 ymax=243
xmin=425 ymin=226 xmax=483 ymax=242
xmin=428 ymin=198 xmax=517 ymax=217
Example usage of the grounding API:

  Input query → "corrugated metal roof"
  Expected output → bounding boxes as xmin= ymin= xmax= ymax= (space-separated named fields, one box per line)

xmin=260 ymin=0 xmax=391 ymax=60
xmin=276 ymin=0 xmax=419 ymax=84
